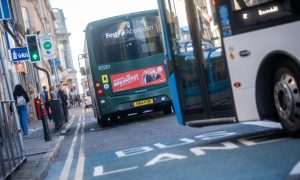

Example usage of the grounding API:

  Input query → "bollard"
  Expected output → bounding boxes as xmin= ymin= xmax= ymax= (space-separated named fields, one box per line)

xmin=39 ymin=99 xmax=51 ymax=141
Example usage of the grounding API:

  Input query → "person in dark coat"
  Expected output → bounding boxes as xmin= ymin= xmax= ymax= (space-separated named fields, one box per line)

xmin=13 ymin=84 xmax=30 ymax=135
xmin=58 ymin=86 xmax=68 ymax=122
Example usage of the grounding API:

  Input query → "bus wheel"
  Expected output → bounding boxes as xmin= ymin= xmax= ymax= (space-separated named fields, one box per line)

xmin=97 ymin=116 xmax=109 ymax=127
xmin=163 ymin=105 xmax=173 ymax=115
xmin=274 ymin=66 xmax=300 ymax=136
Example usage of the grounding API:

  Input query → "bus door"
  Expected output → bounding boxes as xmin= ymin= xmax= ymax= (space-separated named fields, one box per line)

xmin=158 ymin=0 xmax=236 ymax=125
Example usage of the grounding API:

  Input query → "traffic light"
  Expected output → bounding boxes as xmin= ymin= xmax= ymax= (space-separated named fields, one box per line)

xmin=26 ymin=34 xmax=41 ymax=62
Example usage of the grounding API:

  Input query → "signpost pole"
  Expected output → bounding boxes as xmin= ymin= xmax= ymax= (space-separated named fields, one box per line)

xmin=51 ymin=59 xmax=60 ymax=87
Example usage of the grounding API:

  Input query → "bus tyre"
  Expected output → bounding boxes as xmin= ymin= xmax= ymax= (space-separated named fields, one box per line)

xmin=163 ymin=105 xmax=173 ymax=115
xmin=97 ymin=116 xmax=109 ymax=127
xmin=274 ymin=66 xmax=300 ymax=136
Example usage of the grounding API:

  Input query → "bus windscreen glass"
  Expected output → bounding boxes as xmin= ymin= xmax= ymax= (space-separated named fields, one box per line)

xmin=91 ymin=15 xmax=163 ymax=64
xmin=228 ymin=0 xmax=297 ymax=32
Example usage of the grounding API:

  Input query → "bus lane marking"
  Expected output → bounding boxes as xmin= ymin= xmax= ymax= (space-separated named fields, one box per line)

xmin=115 ymin=131 xmax=237 ymax=158
xmin=145 ymin=153 xmax=187 ymax=166
xmin=154 ymin=138 xmax=195 ymax=149
xmin=59 ymin=116 xmax=82 ymax=180
xmin=94 ymin=131 xmax=236 ymax=176
xmin=93 ymin=129 xmax=287 ymax=177
xmin=74 ymin=108 xmax=86 ymax=180
xmin=190 ymin=141 xmax=239 ymax=156
xmin=289 ymin=161 xmax=300 ymax=177
xmin=93 ymin=166 xmax=138 ymax=177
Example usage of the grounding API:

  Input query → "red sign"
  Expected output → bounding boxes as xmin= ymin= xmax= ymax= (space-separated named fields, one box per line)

xmin=110 ymin=65 xmax=167 ymax=92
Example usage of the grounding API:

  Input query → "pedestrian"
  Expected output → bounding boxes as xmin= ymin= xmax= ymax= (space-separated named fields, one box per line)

xmin=50 ymin=86 xmax=58 ymax=100
xmin=40 ymin=85 xmax=51 ymax=119
xmin=13 ymin=84 xmax=30 ymax=135
xmin=68 ymin=93 xmax=73 ymax=108
xmin=58 ymin=86 xmax=68 ymax=122
xmin=69 ymin=88 xmax=75 ymax=107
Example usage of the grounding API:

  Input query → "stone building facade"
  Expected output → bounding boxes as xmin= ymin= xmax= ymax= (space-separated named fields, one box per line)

xmin=52 ymin=8 xmax=77 ymax=92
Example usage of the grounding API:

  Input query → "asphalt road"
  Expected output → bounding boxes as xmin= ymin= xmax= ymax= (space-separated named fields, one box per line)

xmin=46 ymin=107 xmax=300 ymax=180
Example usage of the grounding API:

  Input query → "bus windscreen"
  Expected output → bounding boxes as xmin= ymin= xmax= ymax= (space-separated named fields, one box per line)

xmin=91 ymin=15 xmax=163 ymax=64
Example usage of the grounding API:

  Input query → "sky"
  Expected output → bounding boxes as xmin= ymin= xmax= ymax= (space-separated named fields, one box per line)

xmin=49 ymin=0 xmax=158 ymax=72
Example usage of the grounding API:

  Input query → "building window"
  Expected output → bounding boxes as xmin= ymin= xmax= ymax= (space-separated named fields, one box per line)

xmin=55 ymin=23 xmax=60 ymax=30
xmin=21 ymin=7 xmax=31 ymax=30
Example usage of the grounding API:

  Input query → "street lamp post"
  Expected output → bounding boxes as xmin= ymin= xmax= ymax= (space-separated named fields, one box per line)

xmin=78 ymin=53 xmax=88 ymax=75
xmin=76 ymin=53 xmax=88 ymax=92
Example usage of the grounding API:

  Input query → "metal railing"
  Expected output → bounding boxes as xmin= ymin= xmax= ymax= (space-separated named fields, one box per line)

xmin=0 ymin=101 xmax=26 ymax=179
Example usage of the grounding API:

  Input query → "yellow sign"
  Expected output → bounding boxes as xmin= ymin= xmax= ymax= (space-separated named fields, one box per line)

xmin=101 ymin=75 xmax=109 ymax=83
xmin=133 ymin=99 xmax=154 ymax=107
xmin=15 ymin=62 xmax=26 ymax=73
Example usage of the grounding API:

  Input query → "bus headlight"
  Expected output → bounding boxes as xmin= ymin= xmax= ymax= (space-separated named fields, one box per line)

xmin=100 ymin=100 xmax=106 ymax=104
xmin=161 ymin=96 xmax=166 ymax=101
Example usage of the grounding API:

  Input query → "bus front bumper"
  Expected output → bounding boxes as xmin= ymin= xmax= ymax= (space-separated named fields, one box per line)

xmin=117 ymin=95 xmax=172 ymax=114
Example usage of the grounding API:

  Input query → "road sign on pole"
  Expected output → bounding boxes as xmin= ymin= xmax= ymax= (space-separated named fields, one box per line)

xmin=39 ymin=33 xmax=56 ymax=60
xmin=10 ymin=47 xmax=29 ymax=62
xmin=51 ymin=59 xmax=61 ymax=68
xmin=0 ymin=0 xmax=11 ymax=20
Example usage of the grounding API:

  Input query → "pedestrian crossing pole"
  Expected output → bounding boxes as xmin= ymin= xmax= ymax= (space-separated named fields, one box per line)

xmin=51 ymin=59 xmax=60 ymax=87
xmin=39 ymin=96 xmax=51 ymax=141
xmin=33 ymin=64 xmax=52 ymax=141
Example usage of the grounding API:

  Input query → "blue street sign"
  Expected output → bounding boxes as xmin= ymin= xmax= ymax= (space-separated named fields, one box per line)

xmin=51 ymin=59 xmax=61 ymax=67
xmin=0 ymin=0 xmax=11 ymax=20
xmin=10 ymin=47 xmax=29 ymax=62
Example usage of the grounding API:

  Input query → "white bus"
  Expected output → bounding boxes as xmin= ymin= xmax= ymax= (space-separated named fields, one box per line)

xmin=158 ymin=0 xmax=300 ymax=136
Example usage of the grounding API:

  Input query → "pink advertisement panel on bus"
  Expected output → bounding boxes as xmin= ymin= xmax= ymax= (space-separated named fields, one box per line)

xmin=110 ymin=65 xmax=167 ymax=92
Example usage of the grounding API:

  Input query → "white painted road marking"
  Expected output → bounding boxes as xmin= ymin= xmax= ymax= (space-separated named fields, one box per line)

xmin=75 ymin=108 xmax=86 ymax=180
xmin=190 ymin=141 xmax=239 ymax=156
xmin=289 ymin=161 xmax=300 ymax=175
xmin=145 ymin=153 xmax=187 ymax=166
xmin=93 ymin=166 xmax=138 ymax=177
xmin=115 ymin=131 xmax=237 ymax=158
xmin=61 ymin=115 xmax=75 ymax=135
xmin=154 ymin=138 xmax=195 ymax=149
xmin=59 ymin=116 xmax=82 ymax=180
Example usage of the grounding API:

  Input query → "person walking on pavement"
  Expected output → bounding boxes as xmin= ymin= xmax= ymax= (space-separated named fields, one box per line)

xmin=40 ymin=85 xmax=51 ymax=119
xmin=50 ymin=86 xmax=58 ymax=100
xmin=13 ymin=84 xmax=30 ymax=135
xmin=58 ymin=86 xmax=68 ymax=122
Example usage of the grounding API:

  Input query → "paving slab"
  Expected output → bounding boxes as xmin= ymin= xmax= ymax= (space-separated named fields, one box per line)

xmin=10 ymin=117 xmax=71 ymax=180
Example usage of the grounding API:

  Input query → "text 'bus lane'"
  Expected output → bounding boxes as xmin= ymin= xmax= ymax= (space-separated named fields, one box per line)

xmin=93 ymin=130 xmax=286 ymax=177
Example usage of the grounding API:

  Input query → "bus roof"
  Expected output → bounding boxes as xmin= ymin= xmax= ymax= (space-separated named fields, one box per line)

xmin=85 ymin=9 xmax=158 ymax=31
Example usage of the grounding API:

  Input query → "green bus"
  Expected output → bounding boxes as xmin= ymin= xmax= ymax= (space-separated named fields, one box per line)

xmin=85 ymin=10 xmax=173 ymax=126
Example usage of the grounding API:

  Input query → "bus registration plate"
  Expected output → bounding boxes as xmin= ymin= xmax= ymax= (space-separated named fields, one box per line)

xmin=133 ymin=99 xmax=154 ymax=107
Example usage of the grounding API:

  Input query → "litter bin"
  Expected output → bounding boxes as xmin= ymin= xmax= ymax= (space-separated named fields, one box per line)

xmin=50 ymin=99 xmax=65 ymax=130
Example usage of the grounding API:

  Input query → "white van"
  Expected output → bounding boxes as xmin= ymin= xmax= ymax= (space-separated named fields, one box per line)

xmin=84 ymin=89 xmax=92 ymax=108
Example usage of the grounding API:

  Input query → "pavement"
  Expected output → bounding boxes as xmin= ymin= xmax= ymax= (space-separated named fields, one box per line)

xmin=10 ymin=113 xmax=73 ymax=180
